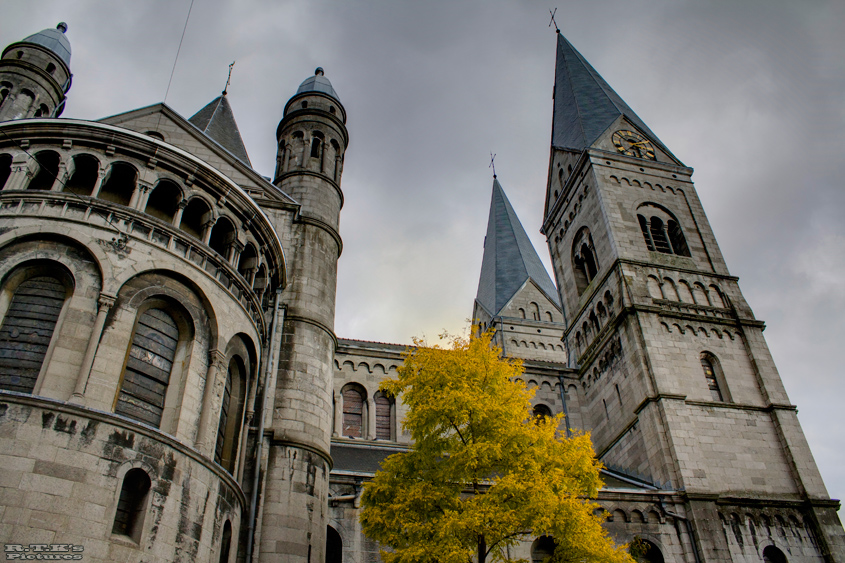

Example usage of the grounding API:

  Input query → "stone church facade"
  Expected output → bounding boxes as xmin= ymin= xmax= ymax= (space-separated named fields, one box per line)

xmin=0 ymin=21 xmax=841 ymax=563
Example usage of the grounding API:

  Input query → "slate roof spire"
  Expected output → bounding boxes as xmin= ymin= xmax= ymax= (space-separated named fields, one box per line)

xmin=552 ymin=31 xmax=671 ymax=158
xmin=188 ymin=94 xmax=251 ymax=166
xmin=475 ymin=178 xmax=560 ymax=316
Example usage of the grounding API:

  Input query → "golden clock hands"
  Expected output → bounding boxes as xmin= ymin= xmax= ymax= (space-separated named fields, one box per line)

xmin=628 ymin=141 xmax=650 ymax=147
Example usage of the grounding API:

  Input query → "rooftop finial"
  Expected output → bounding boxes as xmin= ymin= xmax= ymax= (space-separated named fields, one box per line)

xmin=315 ymin=67 xmax=324 ymax=76
xmin=57 ymin=22 xmax=68 ymax=34
xmin=223 ymin=61 xmax=235 ymax=95
xmin=548 ymin=9 xmax=560 ymax=34
xmin=489 ymin=152 xmax=497 ymax=179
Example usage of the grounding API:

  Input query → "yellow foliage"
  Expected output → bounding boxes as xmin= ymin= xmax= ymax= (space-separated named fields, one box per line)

xmin=360 ymin=329 xmax=635 ymax=563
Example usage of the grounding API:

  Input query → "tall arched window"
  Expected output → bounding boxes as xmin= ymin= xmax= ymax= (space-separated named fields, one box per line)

xmin=531 ymin=536 xmax=556 ymax=563
xmin=145 ymin=180 xmax=182 ymax=224
xmin=326 ymin=526 xmax=342 ymax=563
xmin=99 ymin=162 xmax=137 ymax=206
xmin=571 ymin=227 xmax=599 ymax=295
xmin=533 ymin=403 xmax=552 ymax=422
xmin=208 ymin=216 xmax=236 ymax=258
xmin=374 ymin=391 xmax=393 ymax=441
xmin=0 ymin=269 xmax=71 ymax=394
xmin=63 ymin=154 xmax=99 ymax=196
xmin=342 ymin=385 xmax=366 ymax=438
xmin=700 ymin=352 xmax=729 ymax=402
xmin=27 ymin=150 xmax=60 ymax=190
xmin=179 ymin=198 xmax=211 ymax=240
xmin=218 ymin=520 xmax=232 ymax=563
xmin=637 ymin=204 xmax=691 ymax=257
xmin=0 ymin=153 xmax=12 ymax=190
xmin=215 ymin=356 xmax=247 ymax=473
xmin=112 ymin=468 xmax=151 ymax=543
xmin=115 ymin=308 xmax=180 ymax=428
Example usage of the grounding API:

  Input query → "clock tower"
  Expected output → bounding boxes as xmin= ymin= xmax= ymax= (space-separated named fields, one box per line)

xmin=543 ymin=30 xmax=845 ymax=561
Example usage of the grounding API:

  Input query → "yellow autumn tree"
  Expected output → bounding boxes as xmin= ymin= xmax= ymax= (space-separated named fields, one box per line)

xmin=360 ymin=329 xmax=635 ymax=563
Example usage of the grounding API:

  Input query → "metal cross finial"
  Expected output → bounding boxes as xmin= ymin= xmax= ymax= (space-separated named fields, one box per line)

xmin=223 ymin=61 xmax=235 ymax=95
xmin=489 ymin=152 xmax=497 ymax=179
xmin=549 ymin=8 xmax=560 ymax=33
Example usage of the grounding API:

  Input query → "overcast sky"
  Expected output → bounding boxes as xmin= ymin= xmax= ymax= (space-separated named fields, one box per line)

xmin=4 ymin=1 xmax=843 ymax=517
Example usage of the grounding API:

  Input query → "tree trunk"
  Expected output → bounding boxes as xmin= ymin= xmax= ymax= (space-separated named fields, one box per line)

xmin=478 ymin=535 xmax=486 ymax=563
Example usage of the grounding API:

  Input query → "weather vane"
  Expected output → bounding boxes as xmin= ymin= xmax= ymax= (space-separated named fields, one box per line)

xmin=489 ymin=152 xmax=497 ymax=179
xmin=549 ymin=8 xmax=560 ymax=33
xmin=223 ymin=61 xmax=235 ymax=95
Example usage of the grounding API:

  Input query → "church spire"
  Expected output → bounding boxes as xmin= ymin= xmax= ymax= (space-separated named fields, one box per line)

xmin=551 ymin=31 xmax=672 ymax=159
xmin=475 ymin=178 xmax=560 ymax=317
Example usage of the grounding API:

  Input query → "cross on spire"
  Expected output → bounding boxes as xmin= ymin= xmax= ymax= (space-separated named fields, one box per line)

xmin=489 ymin=152 xmax=497 ymax=178
xmin=223 ymin=61 xmax=235 ymax=95
xmin=548 ymin=8 xmax=560 ymax=34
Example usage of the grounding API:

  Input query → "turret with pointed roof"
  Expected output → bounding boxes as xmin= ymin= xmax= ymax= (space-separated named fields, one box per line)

xmin=188 ymin=92 xmax=251 ymax=165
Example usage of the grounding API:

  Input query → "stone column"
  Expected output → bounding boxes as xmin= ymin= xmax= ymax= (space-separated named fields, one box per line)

xmin=172 ymin=199 xmax=187 ymax=228
xmin=367 ymin=396 xmax=376 ymax=440
xmin=136 ymin=182 xmax=153 ymax=211
xmin=90 ymin=167 xmax=106 ymax=198
xmin=201 ymin=218 xmax=216 ymax=245
xmin=4 ymin=154 xmax=33 ymax=191
xmin=69 ymin=293 xmax=116 ymax=403
xmin=195 ymin=349 xmax=228 ymax=455
xmin=333 ymin=390 xmax=342 ymax=436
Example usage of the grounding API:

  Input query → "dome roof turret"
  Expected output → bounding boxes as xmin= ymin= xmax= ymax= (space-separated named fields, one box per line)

xmin=20 ymin=22 xmax=71 ymax=68
xmin=295 ymin=67 xmax=339 ymax=101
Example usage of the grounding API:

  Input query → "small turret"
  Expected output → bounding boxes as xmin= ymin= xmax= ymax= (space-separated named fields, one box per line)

xmin=0 ymin=22 xmax=72 ymax=121
xmin=274 ymin=67 xmax=348 ymax=198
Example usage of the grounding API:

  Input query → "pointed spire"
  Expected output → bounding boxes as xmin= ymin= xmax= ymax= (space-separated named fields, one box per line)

xmin=188 ymin=94 xmax=251 ymax=165
xmin=475 ymin=178 xmax=560 ymax=316
xmin=552 ymin=32 xmax=668 ymax=155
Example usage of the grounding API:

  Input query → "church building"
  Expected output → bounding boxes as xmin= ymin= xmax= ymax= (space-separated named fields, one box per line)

xmin=0 ymin=20 xmax=842 ymax=563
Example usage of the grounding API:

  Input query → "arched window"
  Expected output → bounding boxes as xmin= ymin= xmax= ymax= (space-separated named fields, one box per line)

xmin=374 ymin=391 xmax=393 ymax=440
xmin=33 ymin=104 xmax=49 ymax=118
xmin=115 ymin=308 xmax=180 ymax=428
xmin=215 ymin=356 xmax=247 ymax=473
xmin=762 ymin=546 xmax=787 ymax=563
xmin=530 ymin=302 xmax=540 ymax=321
xmin=46 ymin=63 xmax=56 ymax=75
xmin=326 ymin=526 xmax=342 ymax=563
xmin=0 ymin=82 xmax=11 ymax=108
xmin=531 ymin=536 xmax=556 ymax=563
xmin=237 ymin=243 xmax=258 ymax=282
xmin=310 ymin=132 xmax=323 ymax=158
xmin=218 ymin=520 xmax=232 ymax=563
xmin=179 ymin=198 xmax=211 ymax=240
xmin=571 ymin=227 xmax=599 ymax=295
xmin=637 ymin=204 xmax=691 ymax=257
xmin=27 ymin=150 xmax=60 ymax=190
xmin=342 ymin=385 xmax=366 ymax=438
xmin=0 ymin=153 xmax=12 ymax=189
xmin=112 ymin=468 xmax=151 ymax=543
xmin=99 ymin=162 xmax=137 ymax=206
xmin=145 ymin=180 xmax=181 ymax=224
xmin=208 ymin=216 xmax=236 ymax=258
xmin=63 ymin=154 xmax=99 ymax=196
xmin=533 ymin=404 xmax=552 ymax=422
xmin=0 ymin=268 xmax=71 ymax=394
xmin=632 ymin=539 xmax=664 ymax=563
xmin=701 ymin=352 xmax=729 ymax=402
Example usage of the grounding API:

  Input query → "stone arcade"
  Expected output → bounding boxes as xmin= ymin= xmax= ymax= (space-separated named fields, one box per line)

xmin=0 ymin=21 xmax=842 ymax=563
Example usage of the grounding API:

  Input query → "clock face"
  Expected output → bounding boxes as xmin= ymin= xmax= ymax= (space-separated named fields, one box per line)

xmin=612 ymin=130 xmax=656 ymax=160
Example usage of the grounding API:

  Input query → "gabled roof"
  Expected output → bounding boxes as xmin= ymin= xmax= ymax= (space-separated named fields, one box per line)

xmin=188 ymin=93 xmax=251 ymax=165
xmin=475 ymin=178 xmax=560 ymax=316
xmin=551 ymin=31 xmax=670 ymax=157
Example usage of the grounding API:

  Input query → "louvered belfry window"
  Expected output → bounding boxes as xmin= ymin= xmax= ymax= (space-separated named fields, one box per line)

xmin=342 ymin=388 xmax=364 ymax=438
xmin=0 ymin=275 xmax=66 ymax=394
xmin=701 ymin=356 xmax=723 ymax=402
xmin=375 ymin=395 xmax=391 ymax=440
xmin=115 ymin=309 xmax=179 ymax=428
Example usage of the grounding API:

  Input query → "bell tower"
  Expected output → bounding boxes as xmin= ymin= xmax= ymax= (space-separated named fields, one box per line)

xmin=260 ymin=67 xmax=348 ymax=563
xmin=0 ymin=22 xmax=71 ymax=121
xmin=543 ymin=30 xmax=845 ymax=561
